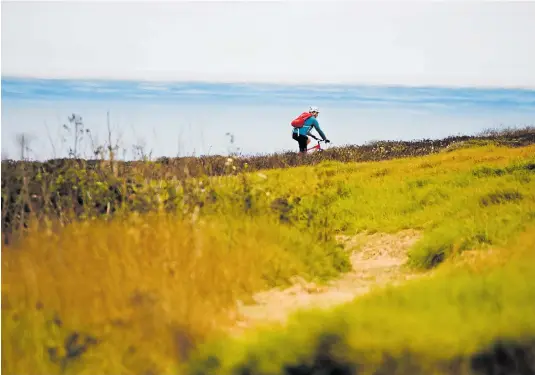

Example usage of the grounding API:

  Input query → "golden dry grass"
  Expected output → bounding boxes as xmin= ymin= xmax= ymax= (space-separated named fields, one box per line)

xmin=2 ymin=212 xmax=347 ymax=374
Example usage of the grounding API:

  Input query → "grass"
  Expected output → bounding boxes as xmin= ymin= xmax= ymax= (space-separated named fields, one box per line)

xmin=228 ymin=144 xmax=535 ymax=268
xmin=3 ymin=126 xmax=534 ymax=242
xmin=2 ymin=136 xmax=535 ymax=374
xmin=2 ymin=213 xmax=349 ymax=375
xmin=185 ymin=225 xmax=535 ymax=375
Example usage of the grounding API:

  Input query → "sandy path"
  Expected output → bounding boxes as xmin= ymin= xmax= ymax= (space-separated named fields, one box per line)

xmin=229 ymin=229 xmax=425 ymax=334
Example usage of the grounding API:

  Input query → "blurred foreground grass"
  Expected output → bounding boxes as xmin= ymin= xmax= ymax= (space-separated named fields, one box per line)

xmin=2 ymin=142 xmax=535 ymax=374
xmin=2 ymin=213 xmax=348 ymax=375
xmin=186 ymin=225 xmax=535 ymax=375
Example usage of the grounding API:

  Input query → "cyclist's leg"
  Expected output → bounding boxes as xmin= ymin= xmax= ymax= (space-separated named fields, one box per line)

xmin=292 ymin=132 xmax=308 ymax=153
xmin=292 ymin=132 xmax=300 ymax=151
xmin=298 ymin=135 xmax=308 ymax=153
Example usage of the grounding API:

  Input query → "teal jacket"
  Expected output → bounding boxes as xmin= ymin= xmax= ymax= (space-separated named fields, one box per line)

xmin=292 ymin=116 xmax=327 ymax=140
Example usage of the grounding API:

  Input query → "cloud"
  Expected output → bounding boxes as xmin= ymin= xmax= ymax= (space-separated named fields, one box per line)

xmin=2 ymin=1 xmax=535 ymax=88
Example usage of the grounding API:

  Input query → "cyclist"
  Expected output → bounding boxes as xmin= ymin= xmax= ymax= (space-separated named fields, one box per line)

xmin=292 ymin=106 xmax=330 ymax=153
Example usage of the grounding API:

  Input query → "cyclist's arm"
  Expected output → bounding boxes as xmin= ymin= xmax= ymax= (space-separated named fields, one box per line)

xmin=310 ymin=118 xmax=327 ymax=140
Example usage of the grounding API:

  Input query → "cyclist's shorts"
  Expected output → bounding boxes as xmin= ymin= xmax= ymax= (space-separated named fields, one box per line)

xmin=292 ymin=132 xmax=308 ymax=152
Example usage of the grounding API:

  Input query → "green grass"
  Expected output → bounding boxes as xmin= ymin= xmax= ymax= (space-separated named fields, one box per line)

xmin=3 ymin=126 xmax=534 ymax=242
xmin=210 ymin=144 xmax=535 ymax=269
xmin=182 ymin=143 xmax=535 ymax=374
xmin=2 ymin=142 xmax=535 ymax=374
xmin=185 ymin=226 xmax=535 ymax=375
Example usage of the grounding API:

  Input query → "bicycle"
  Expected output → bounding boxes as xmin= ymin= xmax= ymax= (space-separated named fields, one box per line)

xmin=306 ymin=135 xmax=327 ymax=153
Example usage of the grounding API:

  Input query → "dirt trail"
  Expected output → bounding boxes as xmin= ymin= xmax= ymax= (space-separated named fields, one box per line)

xmin=229 ymin=229 xmax=425 ymax=334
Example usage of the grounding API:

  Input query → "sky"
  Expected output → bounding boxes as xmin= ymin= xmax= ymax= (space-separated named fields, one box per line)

xmin=2 ymin=1 xmax=535 ymax=88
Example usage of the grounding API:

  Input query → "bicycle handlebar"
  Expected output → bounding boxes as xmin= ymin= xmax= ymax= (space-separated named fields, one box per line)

xmin=310 ymin=135 xmax=330 ymax=143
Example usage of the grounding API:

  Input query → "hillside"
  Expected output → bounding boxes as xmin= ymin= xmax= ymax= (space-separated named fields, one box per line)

xmin=2 ymin=127 xmax=535 ymax=375
xmin=2 ymin=127 xmax=534 ymax=244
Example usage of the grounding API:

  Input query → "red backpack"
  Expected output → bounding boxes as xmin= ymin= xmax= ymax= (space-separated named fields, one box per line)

xmin=290 ymin=112 xmax=313 ymax=128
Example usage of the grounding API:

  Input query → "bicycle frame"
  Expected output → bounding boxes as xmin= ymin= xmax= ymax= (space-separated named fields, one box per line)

xmin=306 ymin=137 xmax=325 ymax=153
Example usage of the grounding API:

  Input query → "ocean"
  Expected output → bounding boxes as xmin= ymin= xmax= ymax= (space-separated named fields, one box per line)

xmin=2 ymin=77 xmax=534 ymax=161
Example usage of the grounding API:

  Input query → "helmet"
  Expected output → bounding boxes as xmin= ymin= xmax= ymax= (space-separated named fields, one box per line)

xmin=308 ymin=106 xmax=319 ymax=114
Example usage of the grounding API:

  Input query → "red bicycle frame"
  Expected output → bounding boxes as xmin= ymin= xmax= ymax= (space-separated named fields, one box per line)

xmin=306 ymin=138 xmax=325 ymax=153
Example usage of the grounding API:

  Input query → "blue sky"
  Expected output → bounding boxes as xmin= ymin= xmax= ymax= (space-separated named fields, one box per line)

xmin=2 ymin=1 xmax=535 ymax=160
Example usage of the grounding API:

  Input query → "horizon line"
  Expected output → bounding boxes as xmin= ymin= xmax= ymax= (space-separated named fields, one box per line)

xmin=3 ymin=74 xmax=535 ymax=92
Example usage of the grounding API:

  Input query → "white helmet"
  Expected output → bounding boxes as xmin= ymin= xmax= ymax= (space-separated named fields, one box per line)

xmin=309 ymin=106 xmax=319 ymax=113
